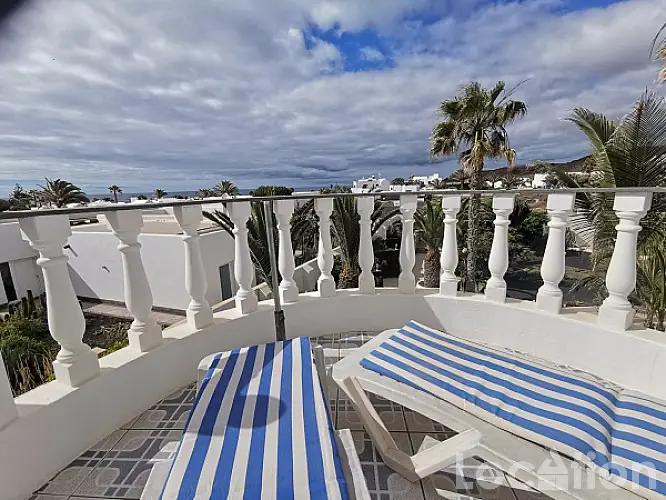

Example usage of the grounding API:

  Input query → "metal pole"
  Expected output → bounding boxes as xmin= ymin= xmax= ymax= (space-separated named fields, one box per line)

xmin=263 ymin=200 xmax=286 ymax=341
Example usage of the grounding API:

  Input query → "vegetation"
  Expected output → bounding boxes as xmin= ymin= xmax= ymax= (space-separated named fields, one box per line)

xmin=415 ymin=198 xmax=444 ymax=287
xmin=0 ymin=199 xmax=10 ymax=212
xmin=554 ymin=91 xmax=666 ymax=330
xmin=391 ymin=177 xmax=405 ymax=185
xmin=214 ymin=180 xmax=240 ymax=196
xmin=154 ymin=189 xmax=168 ymax=199
xmin=653 ymin=23 xmax=666 ymax=82
xmin=108 ymin=185 xmax=122 ymax=203
xmin=428 ymin=179 xmax=447 ymax=190
xmin=40 ymin=178 xmax=89 ymax=207
xmin=196 ymin=188 xmax=216 ymax=199
xmin=250 ymin=186 xmax=294 ymax=196
xmin=8 ymin=184 xmax=31 ymax=210
xmin=430 ymin=81 xmax=527 ymax=292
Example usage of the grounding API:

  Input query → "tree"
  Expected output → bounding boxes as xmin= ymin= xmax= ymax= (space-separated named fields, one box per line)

xmin=652 ymin=22 xmax=666 ymax=82
xmin=154 ymin=189 xmax=167 ymax=199
xmin=391 ymin=177 xmax=405 ymax=185
xmin=196 ymin=188 xmax=216 ymax=199
xmin=136 ymin=194 xmax=148 ymax=200
xmin=8 ymin=184 xmax=31 ymax=210
xmin=447 ymin=169 xmax=469 ymax=190
xmin=430 ymin=81 xmax=527 ymax=291
xmin=250 ymin=186 xmax=294 ymax=197
xmin=0 ymin=199 xmax=9 ymax=212
xmin=429 ymin=179 xmax=447 ymax=190
xmin=40 ymin=179 xmax=89 ymax=207
xmin=108 ymin=185 xmax=122 ymax=203
xmin=486 ymin=172 xmax=504 ymax=189
xmin=555 ymin=92 xmax=666 ymax=330
xmin=214 ymin=180 xmax=239 ymax=196
xmin=415 ymin=198 xmax=444 ymax=287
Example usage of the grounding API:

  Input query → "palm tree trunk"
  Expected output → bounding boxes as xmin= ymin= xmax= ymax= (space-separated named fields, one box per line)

xmin=423 ymin=248 xmax=441 ymax=288
xmin=113 ymin=192 xmax=118 ymax=203
xmin=466 ymin=164 xmax=482 ymax=292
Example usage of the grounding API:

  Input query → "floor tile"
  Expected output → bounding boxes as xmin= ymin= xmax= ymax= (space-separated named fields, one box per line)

xmin=27 ymin=495 xmax=69 ymax=500
xmin=72 ymin=429 xmax=181 ymax=499
xmin=130 ymin=383 xmax=196 ymax=431
xmin=36 ymin=430 xmax=127 ymax=496
xmin=336 ymin=392 xmax=407 ymax=431
xmin=350 ymin=431 xmax=425 ymax=500
xmin=403 ymin=408 xmax=456 ymax=434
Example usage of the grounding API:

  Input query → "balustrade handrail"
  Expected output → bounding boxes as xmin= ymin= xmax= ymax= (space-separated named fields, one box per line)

xmin=1 ymin=186 xmax=665 ymax=220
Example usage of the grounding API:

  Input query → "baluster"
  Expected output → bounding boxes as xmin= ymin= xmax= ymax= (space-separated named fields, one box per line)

xmin=399 ymin=195 xmax=418 ymax=294
xmin=440 ymin=195 xmax=461 ymax=296
xmin=598 ymin=192 xmax=652 ymax=330
xmin=174 ymin=205 xmax=214 ymax=329
xmin=485 ymin=194 xmax=515 ymax=302
xmin=275 ymin=199 xmax=299 ymax=303
xmin=228 ymin=201 xmax=259 ymax=314
xmin=0 ymin=356 xmax=18 ymax=429
xmin=315 ymin=198 xmax=336 ymax=298
xmin=106 ymin=211 xmax=163 ymax=351
xmin=536 ymin=193 xmax=575 ymax=314
xmin=357 ymin=196 xmax=375 ymax=295
xmin=20 ymin=215 xmax=99 ymax=387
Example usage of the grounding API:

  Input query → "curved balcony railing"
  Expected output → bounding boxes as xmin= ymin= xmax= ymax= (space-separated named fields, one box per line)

xmin=0 ymin=186 xmax=665 ymax=500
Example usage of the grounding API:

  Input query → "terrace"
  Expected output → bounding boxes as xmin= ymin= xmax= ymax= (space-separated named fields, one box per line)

xmin=1 ymin=187 xmax=664 ymax=500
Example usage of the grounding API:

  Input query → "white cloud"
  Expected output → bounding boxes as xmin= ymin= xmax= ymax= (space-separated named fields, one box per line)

xmin=0 ymin=0 xmax=664 ymax=194
xmin=360 ymin=47 xmax=385 ymax=61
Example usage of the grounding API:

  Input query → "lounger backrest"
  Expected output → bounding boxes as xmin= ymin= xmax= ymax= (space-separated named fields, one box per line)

xmin=160 ymin=337 xmax=350 ymax=499
xmin=360 ymin=321 xmax=666 ymax=497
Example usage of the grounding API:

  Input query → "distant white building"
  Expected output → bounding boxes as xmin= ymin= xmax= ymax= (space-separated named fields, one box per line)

xmin=352 ymin=176 xmax=390 ymax=193
xmin=410 ymin=173 xmax=441 ymax=187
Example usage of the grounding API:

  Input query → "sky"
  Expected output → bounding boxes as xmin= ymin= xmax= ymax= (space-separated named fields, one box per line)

xmin=0 ymin=0 xmax=665 ymax=194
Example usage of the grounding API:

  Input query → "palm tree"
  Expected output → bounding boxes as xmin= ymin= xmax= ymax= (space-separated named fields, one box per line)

xmin=429 ymin=179 xmax=447 ymax=190
xmin=391 ymin=177 xmax=405 ymax=185
xmin=154 ymin=189 xmax=167 ymax=199
xmin=214 ymin=180 xmax=240 ymax=196
xmin=430 ymin=81 xmax=527 ymax=291
xmin=652 ymin=23 xmax=666 ymax=82
xmin=555 ymin=91 xmax=666 ymax=330
xmin=40 ymin=179 xmax=89 ymax=207
xmin=108 ymin=185 xmax=122 ymax=203
xmin=203 ymin=204 xmax=277 ymax=290
xmin=196 ymin=188 xmax=216 ymax=199
xmin=415 ymin=198 xmax=444 ymax=287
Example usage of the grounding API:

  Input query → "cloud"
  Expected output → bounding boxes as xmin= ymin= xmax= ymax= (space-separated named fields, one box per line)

xmin=0 ymin=0 xmax=664 ymax=194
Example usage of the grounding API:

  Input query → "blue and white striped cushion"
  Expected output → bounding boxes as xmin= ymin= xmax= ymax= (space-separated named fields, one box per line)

xmin=360 ymin=321 xmax=666 ymax=496
xmin=160 ymin=337 xmax=349 ymax=499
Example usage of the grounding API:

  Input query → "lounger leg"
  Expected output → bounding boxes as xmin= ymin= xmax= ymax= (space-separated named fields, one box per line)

xmin=335 ymin=429 xmax=371 ymax=500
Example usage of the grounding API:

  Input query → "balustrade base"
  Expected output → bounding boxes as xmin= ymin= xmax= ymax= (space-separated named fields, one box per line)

xmin=53 ymin=351 xmax=100 ymax=387
xmin=439 ymin=279 xmax=459 ymax=297
xmin=598 ymin=303 xmax=635 ymax=331
xmin=279 ymin=285 xmax=299 ymax=304
xmin=317 ymin=279 xmax=336 ymax=298
xmin=236 ymin=294 xmax=259 ymax=315
xmin=187 ymin=307 xmax=214 ymax=330
xmin=399 ymin=276 xmax=416 ymax=294
xmin=535 ymin=290 xmax=563 ymax=315
xmin=128 ymin=323 xmax=163 ymax=352
xmin=359 ymin=278 xmax=375 ymax=295
xmin=485 ymin=285 xmax=507 ymax=303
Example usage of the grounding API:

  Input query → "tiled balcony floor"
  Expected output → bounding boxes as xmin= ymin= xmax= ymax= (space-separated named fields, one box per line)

xmin=31 ymin=332 xmax=551 ymax=500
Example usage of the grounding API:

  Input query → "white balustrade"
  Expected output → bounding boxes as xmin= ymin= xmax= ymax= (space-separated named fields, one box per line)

xmin=0 ymin=356 xmax=17 ymax=430
xmin=536 ymin=193 xmax=576 ymax=314
xmin=106 ymin=211 xmax=163 ymax=352
xmin=440 ymin=195 xmax=461 ymax=296
xmin=228 ymin=201 xmax=259 ymax=314
xmin=598 ymin=192 xmax=653 ymax=330
xmin=399 ymin=195 xmax=418 ymax=294
xmin=275 ymin=199 xmax=299 ymax=304
xmin=485 ymin=194 xmax=515 ymax=302
xmin=20 ymin=215 xmax=100 ymax=387
xmin=173 ymin=205 xmax=214 ymax=330
xmin=315 ymin=198 xmax=336 ymax=298
xmin=357 ymin=196 xmax=375 ymax=295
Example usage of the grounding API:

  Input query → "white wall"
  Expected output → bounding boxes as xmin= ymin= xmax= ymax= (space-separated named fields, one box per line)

xmin=66 ymin=229 xmax=234 ymax=310
xmin=10 ymin=259 xmax=43 ymax=299
xmin=0 ymin=221 xmax=37 ymax=262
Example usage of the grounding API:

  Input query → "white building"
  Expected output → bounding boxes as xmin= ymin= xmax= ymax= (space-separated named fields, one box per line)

xmin=410 ymin=173 xmax=441 ymax=187
xmin=352 ymin=176 xmax=390 ymax=193
xmin=0 ymin=221 xmax=44 ymax=305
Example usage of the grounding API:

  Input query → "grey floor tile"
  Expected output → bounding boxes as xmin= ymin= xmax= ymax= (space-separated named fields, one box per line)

xmin=337 ymin=391 xmax=407 ymax=431
xmin=350 ymin=430 xmax=425 ymax=500
xmin=72 ymin=429 xmax=181 ymax=499
xmin=35 ymin=430 xmax=127 ymax=496
xmin=403 ymin=408 xmax=456 ymax=434
xmin=27 ymin=495 xmax=69 ymax=500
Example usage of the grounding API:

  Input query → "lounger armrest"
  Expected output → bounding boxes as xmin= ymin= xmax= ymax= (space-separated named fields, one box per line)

xmin=335 ymin=429 xmax=371 ymax=500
